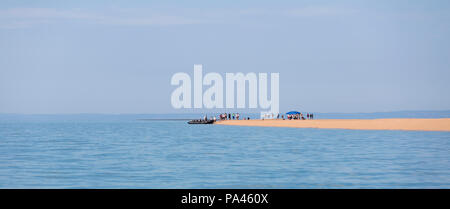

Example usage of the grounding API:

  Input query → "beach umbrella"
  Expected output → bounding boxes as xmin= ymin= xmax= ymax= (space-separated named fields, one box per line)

xmin=286 ymin=111 xmax=300 ymax=115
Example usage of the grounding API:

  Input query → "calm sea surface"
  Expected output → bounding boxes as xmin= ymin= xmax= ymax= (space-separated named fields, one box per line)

xmin=0 ymin=116 xmax=449 ymax=188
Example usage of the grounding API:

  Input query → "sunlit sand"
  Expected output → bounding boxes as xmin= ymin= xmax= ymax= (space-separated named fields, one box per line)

xmin=215 ymin=118 xmax=450 ymax=131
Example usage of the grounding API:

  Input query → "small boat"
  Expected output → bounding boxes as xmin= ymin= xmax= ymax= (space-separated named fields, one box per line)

xmin=187 ymin=119 xmax=215 ymax=124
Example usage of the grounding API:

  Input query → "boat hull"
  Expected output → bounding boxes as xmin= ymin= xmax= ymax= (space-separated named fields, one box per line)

xmin=187 ymin=120 xmax=215 ymax=124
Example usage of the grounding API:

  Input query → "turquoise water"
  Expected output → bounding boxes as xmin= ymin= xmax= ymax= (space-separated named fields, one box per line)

xmin=0 ymin=118 xmax=449 ymax=188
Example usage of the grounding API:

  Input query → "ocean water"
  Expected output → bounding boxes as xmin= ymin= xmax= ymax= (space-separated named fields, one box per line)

xmin=0 ymin=116 xmax=449 ymax=188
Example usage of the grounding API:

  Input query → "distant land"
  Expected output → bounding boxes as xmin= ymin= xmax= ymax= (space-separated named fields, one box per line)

xmin=0 ymin=110 xmax=449 ymax=122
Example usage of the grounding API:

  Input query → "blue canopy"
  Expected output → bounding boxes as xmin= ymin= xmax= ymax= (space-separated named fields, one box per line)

xmin=286 ymin=111 xmax=300 ymax=115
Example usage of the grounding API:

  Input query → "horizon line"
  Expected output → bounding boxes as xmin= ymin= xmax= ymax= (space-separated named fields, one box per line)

xmin=1 ymin=109 xmax=450 ymax=116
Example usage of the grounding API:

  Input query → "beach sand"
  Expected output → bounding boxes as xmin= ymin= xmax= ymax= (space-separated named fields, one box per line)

xmin=215 ymin=118 xmax=450 ymax=131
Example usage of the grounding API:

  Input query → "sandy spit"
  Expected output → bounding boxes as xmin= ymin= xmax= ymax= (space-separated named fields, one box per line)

xmin=215 ymin=118 xmax=450 ymax=131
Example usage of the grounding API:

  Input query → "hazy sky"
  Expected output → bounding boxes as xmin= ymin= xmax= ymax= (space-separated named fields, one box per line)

xmin=1 ymin=0 xmax=449 ymax=114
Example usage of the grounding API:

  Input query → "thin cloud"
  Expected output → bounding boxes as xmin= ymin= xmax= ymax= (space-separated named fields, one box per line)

xmin=0 ymin=7 xmax=358 ymax=29
xmin=0 ymin=8 xmax=204 ymax=28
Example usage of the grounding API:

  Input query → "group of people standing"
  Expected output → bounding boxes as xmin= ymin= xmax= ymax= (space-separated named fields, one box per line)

xmin=211 ymin=112 xmax=314 ymax=121
xmin=286 ymin=113 xmax=314 ymax=120
xmin=219 ymin=113 xmax=250 ymax=120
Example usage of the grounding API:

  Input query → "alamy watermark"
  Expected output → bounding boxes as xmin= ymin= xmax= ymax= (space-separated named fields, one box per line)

xmin=171 ymin=64 xmax=279 ymax=118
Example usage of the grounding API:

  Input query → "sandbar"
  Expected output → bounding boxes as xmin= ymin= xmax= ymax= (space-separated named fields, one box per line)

xmin=215 ymin=118 xmax=450 ymax=131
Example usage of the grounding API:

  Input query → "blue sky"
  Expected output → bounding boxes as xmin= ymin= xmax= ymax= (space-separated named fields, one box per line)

xmin=1 ymin=0 xmax=449 ymax=114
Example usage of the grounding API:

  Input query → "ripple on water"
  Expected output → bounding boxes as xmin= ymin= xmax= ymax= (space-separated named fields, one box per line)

xmin=0 ymin=121 xmax=449 ymax=188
